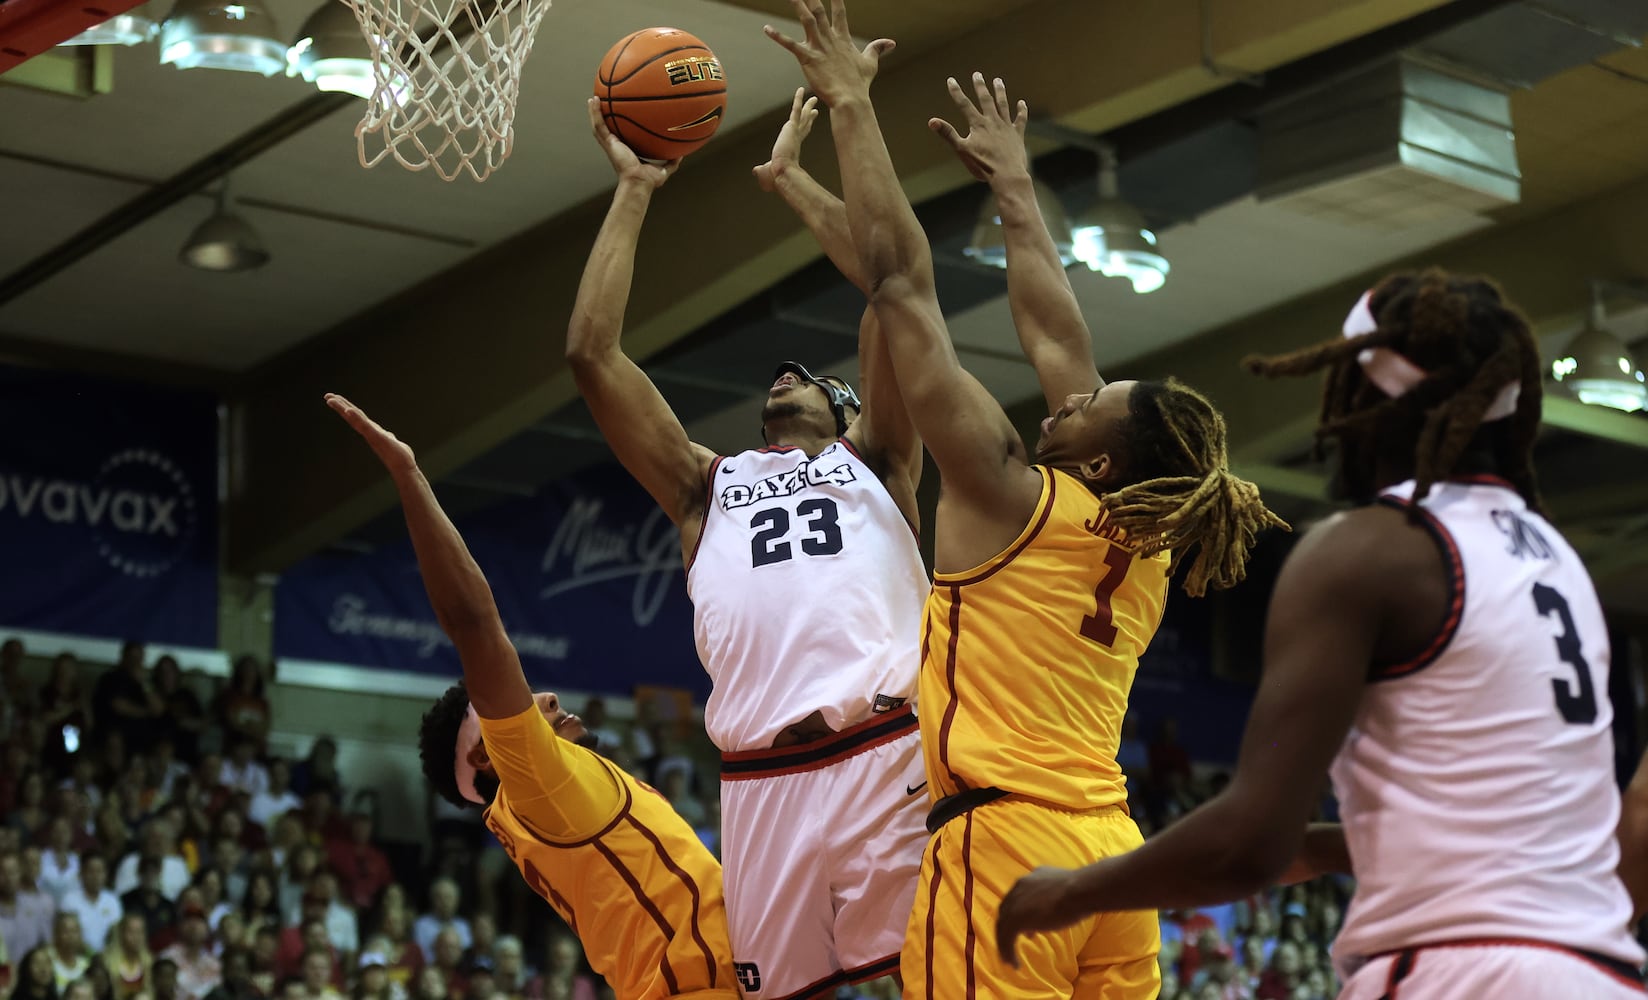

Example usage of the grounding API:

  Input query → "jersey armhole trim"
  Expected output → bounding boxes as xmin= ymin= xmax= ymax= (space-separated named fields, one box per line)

xmin=933 ymin=466 xmax=1055 ymax=587
xmin=1369 ymin=496 xmax=1465 ymax=682
xmin=684 ymin=456 xmax=724 ymax=572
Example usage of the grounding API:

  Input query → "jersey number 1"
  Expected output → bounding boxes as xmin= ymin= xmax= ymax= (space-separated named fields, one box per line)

xmin=1532 ymin=583 xmax=1599 ymax=725
xmin=1079 ymin=547 xmax=1134 ymax=646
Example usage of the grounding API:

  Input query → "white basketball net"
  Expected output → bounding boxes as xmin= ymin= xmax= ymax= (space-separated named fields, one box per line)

xmin=344 ymin=0 xmax=552 ymax=182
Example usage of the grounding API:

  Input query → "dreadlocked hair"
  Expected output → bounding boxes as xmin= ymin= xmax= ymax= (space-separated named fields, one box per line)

xmin=419 ymin=681 xmax=482 ymax=810
xmin=1098 ymin=378 xmax=1290 ymax=598
xmin=1243 ymin=268 xmax=1543 ymax=513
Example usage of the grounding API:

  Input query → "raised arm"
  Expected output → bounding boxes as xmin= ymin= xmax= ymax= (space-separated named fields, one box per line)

xmin=767 ymin=0 xmax=1038 ymax=523
xmin=930 ymin=74 xmax=1100 ymax=412
xmin=756 ymin=87 xmax=922 ymax=504
xmin=565 ymin=98 xmax=715 ymax=533
xmin=1619 ymin=747 xmax=1648 ymax=921
xmin=324 ymin=394 xmax=530 ymax=721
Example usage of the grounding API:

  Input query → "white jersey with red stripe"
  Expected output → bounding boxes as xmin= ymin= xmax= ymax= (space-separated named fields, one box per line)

xmin=686 ymin=439 xmax=926 ymax=753
xmin=1330 ymin=477 xmax=1644 ymax=978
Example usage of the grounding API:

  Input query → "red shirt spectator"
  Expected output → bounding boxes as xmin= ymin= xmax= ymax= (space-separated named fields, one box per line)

xmin=327 ymin=814 xmax=392 ymax=912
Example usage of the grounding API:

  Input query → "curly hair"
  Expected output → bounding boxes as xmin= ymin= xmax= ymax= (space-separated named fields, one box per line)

xmin=1243 ymin=268 xmax=1542 ymax=511
xmin=1100 ymin=378 xmax=1290 ymax=597
xmin=418 ymin=682 xmax=480 ymax=811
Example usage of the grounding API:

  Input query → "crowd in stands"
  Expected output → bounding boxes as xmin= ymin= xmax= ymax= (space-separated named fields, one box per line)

xmin=1 ymin=637 xmax=1351 ymax=1000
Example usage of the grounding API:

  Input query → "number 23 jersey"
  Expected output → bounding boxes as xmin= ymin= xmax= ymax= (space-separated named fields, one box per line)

xmin=1330 ymin=478 xmax=1643 ymax=971
xmin=687 ymin=440 xmax=927 ymax=753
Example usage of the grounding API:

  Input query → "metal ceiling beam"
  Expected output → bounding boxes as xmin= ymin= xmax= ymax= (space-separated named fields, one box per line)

xmin=228 ymin=0 xmax=1456 ymax=573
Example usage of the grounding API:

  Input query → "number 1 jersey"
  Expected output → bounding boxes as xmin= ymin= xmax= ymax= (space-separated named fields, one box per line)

xmin=1330 ymin=477 xmax=1643 ymax=973
xmin=687 ymin=440 xmax=926 ymax=753
xmin=920 ymin=466 xmax=1169 ymax=811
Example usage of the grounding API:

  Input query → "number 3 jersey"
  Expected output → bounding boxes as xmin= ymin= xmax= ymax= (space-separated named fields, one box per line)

xmin=920 ymin=466 xmax=1169 ymax=811
xmin=687 ymin=440 xmax=926 ymax=753
xmin=1330 ymin=478 xmax=1643 ymax=972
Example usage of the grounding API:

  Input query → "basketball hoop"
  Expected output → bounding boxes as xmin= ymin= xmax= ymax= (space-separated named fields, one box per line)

xmin=343 ymin=0 xmax=552 ymax=182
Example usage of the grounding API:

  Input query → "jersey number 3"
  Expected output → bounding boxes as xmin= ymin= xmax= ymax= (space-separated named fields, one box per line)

xmin=750 ymin=499 xmax=843 ymax=567
xmin=1532 ymin=582 xmax=1599 ymax=725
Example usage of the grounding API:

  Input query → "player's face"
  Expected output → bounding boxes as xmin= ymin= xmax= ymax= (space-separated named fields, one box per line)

xmin=763 ymin=371 xmax=836 ymax=432
xmin=1034 ymin=380 xmax=1135 ymax=480
xmin=531 ymin=692 xmax=596 ymax=749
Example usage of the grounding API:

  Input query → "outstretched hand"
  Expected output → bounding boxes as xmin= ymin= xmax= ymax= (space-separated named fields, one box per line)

xmin=764 ymin=0 xmax=893 ymax=107
xmin=754 ymin=87 xmax=821 ymax=192
xmin=994 ymin=865 xmax=1085 ymax=968
xmin=929 ymin=73 xmax=1030 ymax=183
xmin=587 ymin=97 xmax=681 ymax=188
xmin=325 ymin=393 xmax=416 ymax=476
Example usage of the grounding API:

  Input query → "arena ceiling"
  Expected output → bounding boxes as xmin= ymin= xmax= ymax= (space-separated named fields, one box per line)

xmin=1 ymin=0 xmax=1647 ymax=619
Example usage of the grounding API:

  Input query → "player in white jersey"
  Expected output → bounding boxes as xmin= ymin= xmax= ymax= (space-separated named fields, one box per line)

xmin=564 ymin=93 xmax=928 ymax=997
xmin=996 ymin=269 xmax=1647 ymax=999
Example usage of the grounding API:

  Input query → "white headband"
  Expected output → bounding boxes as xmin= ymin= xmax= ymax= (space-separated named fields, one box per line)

xmin=453 ymin=704 xmax=485 ymax=805
xmin=1342 ymin=290 xmax=1519 ymax=421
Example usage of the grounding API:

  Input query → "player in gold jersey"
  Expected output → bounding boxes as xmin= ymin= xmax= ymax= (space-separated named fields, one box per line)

xmin=769 ymin=3 xmax=1286 ymax=995
xmin=324 ymin=394 xmax=736 ymax=1000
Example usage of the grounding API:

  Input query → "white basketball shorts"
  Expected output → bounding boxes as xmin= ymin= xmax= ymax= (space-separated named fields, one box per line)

xmin=1341 ymin=939 xmax=1646 ymax=1000
xmin=718 ymin=706 xmax=929 ymax=999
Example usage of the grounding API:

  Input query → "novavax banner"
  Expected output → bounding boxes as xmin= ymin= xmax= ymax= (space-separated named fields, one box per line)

xmin=273 ymin=462 xmax=704 ymax=696
xmin=0 ymin=365 xmax=218 ymax=646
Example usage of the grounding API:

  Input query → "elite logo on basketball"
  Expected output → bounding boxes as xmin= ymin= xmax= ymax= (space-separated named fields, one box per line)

xmin=665 ymin=56 xmax=722 ymax=85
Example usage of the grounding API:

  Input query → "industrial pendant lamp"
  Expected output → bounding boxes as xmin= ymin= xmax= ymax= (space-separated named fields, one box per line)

xmin=60 ymin=0 xmax=164 ymax=45
xmin=1071 ymin=148 xmax=1170 ymax=294
xmin=180 ymin=179 xmax=270 ymax=272
xmin=1550 ymin=288 xmax=1646 ymax=413
xmin=964 ymin=177 xmax=1078 ymax=269
xmin=289 ymin=0 xmax=380 ymax=99
xmin=159 ymin=0 xmax=286 ymax=76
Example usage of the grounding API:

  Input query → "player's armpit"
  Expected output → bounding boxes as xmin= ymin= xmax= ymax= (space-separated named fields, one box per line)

xmin=477 ymin=705 xmax=624 ymax=843
xmin=1276 ymin=823 xmax=1351 ymax=885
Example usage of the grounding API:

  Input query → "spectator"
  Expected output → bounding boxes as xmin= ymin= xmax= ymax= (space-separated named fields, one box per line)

xmin=76 ymin=966 xmax=111 ymax=1000
xmin=1115 ymin=715 xmax=1150 ymax=779
xmin=150 ymin=958 xmax=180 ymax=1000
xmin=577 ymin=700 xmax=622 ymax=756
xmin=268 ymin=816 xmax=304 ymax=874
xmin=152 ymin=658 xmax=206 ymax=765
xmin=489 ymin=937 xmax=529 ymax=1000
xmin=216 ymin=659 xmax=271 ymax=757
xmin=219 ymin=742 xmax=268 ymax=801
xmin=37 ymin=820 xmax=81 ymax=905
xmin=191 ymin=870 xmax=233 ymax=934
xmin=411 ymin=881 xmax=469 ymax=963
xmin=9 ymin=770 xmax=50 ymax=842
xmin=239 ymin=871 xmax=282 ymax=940
xmin=353 ymin=953 xmax=404 ymax=1000
xmin=36 ymin=655 xmax=89 ymax=774
xmin=371 ymin=908 xmax=421 ymax=991
xmin=113 ymin=824 xmax=190 ymax=902
xmin=118 ymin=857 xmax=177 ymax=947
xmin=298 ymin=792 xmax=345 ymax=848
xmin=47 ymin=912 xmax=92 ymax=990
xmin=92 ymin=643 xmax=162 ymax=756
xmin=59 ymin=853 xmax=121 ymax=954
xmin=201 ymin=948 xmax=257 ymax=1000
xmin=0 ymin=850 xmax=56 ymax=955
xmin=464 ymin=966 xmax=497 ymax=1000
xmin=301 ymin=873 xmax=358 ymax=960
xmin=457 ymin=915 xmax=496 ymax=977
xmin=407 ymin=967 xmax=445 ymax=1000
xmin=160 ymin=905 xmax=220 ymax=1000
xmin=248 ymin=926 xmax=280 ymax=998
xmin=211 ymin=837 xmax=249 ymax=908
xmin=215 ymin=912 xmax=250 ymax=956
xmin=275 ymin=920 xmax=336 ymax=984
xmin=299 ymin=948 xmax=343 ymax=1000
xmin=249 ymin=762 xmax=301 ymax=830
xmin=93 ymin=807 xmax=131 ymax=875
xmin=327 ymin=813 xmax=392 ymax=914
xmin=539 ymin=935 xmax=595 ymax=1000
xmin=14 ymin=946 xmax=61 ymax=1000
xmin=426 ymin=930 xmax=464 ymax=1000
xmin=658 ymin=771 xmax=704 ymax=827
xmin=0 ymin=744 xmax=31 ymax=814
xmin=1255 ymin=940 xmax=1303 ymax=1000
xmin=290 ymin=740 xmax=339 ymax=803
xmin=1149 ymin=717 xmax=1193 ymax=787
xmin=147 ymin=739 xmax=191 ymax=804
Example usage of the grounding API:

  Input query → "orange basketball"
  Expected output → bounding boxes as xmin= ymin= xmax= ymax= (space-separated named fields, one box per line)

xmin=594 ymin=27 xmax=727 ymax=162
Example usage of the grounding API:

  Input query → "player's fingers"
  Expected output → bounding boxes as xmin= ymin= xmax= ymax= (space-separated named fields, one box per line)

xmin=971 ymin=72 xmax=995 ymax=118
xmin=763 ymin=24 xmax=805 ymax=56
xmin=992 ymin=76 xmax=1010 ymax=119
xmin=586 ymin=97 xmax=610 ymax=139
xmin=928 ymin=117 xmax=963 ymax=151
xmin=827 ymin=0 xmax=848 ymax=35
xmin=789 ymin=86 xmax=806 ymax=118
xmin=1015 ymin=99 xmax=1029 ymax=133
xmin=866 ymin=38 xmax=894 ymax=63
xmin=945 ymin=76 xmax=979 ymax=119
xmin=802 ymin=95 xmax=820 ymax=117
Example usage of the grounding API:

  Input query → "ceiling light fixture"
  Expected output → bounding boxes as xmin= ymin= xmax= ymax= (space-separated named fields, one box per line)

xmin=159 ymin=0 xmax=286 ymax=76
xmin=59 ymin=0 xmax=163 ymax=45
xmin=1071 ymin=147 xmax=1170 ymax=294
xmin=963 ymin=177 xmax=1077 ymax=270
xmin=1550 ymin=285 xmax=1646 ymax=413
xmin=289 ymin=0 xmax=384 ymax=100
xmin=180 ymin=179 xmax=270 ymax=272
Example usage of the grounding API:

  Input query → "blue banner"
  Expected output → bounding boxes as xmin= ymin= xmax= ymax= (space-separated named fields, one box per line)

xmin=0 ymin=365 xmax=219 ymax=646
xmin=274 ymin=462 xmax=706 ymax=697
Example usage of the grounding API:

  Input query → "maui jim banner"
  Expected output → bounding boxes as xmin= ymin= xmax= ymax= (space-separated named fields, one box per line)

xmin=0 ymin=365 xmax=218 ymax=645
xmin=273 ymin=462 xmax=706 ymax=697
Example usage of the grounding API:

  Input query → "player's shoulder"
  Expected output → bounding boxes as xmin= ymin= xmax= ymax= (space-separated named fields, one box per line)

xmin=1286 ymin=504 xmax=1440 ymax=591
